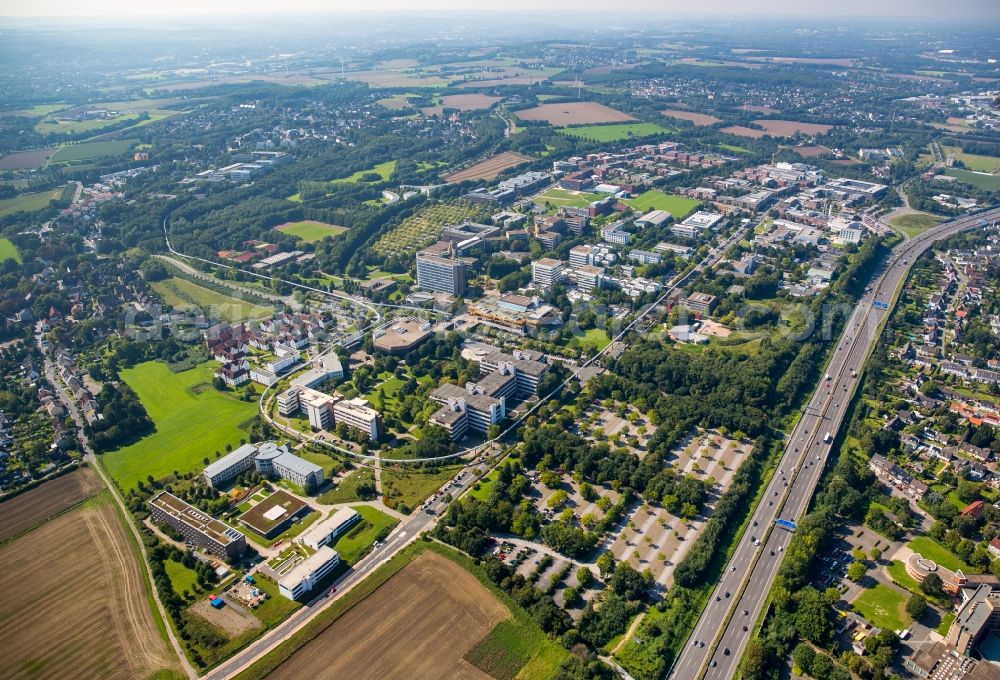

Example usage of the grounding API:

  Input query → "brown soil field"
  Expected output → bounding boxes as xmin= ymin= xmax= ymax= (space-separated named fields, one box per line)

xmin=376 ymin=97 xmax=411 ymax=110
xmin=791 ymin=145 xmax=833 ymax=158
xmin=191 ymin=598 xmax=261 ymax=637
xmin=0 ymin=499 xmax=177 ymax=680
xmin=422 ymin=94 xmax=501 ymax=117
xmin=444 ymin=151 xmax=533 ymax=183
xmin=747 ymin=56 xmax=855 ymax=67
xmin=661 ymin=109 xmax=721 ymax=126
xmin=266 ymin=551 xmax=506 ymax=680
xmin=753 ymin=119 xmax=834 ymax=136
xmin=721 ymin=125 xmax=767 ymax=139
xmin=0 ymin=148 xmax=57 ymax=170
xmin=514 ymin=102 xmax=635 ymax=126
xmin=0 ymin=467 xmax=104 ymax=543
xmin=739 ymin=104 xmax=780 ymax=114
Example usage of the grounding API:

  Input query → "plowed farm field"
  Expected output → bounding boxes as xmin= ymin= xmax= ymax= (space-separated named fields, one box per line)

xmin=265 ymin=551 xmax=507 ymax=680
xmin=0 ymin=496 xmax=177 ymax=680
xmin=444 ymin=151 xmax=533 ymax=183
xmin=514 ymin=102 xmax=635 ymax=125
xmin=0 ymin=467 xmax=104 ymax=543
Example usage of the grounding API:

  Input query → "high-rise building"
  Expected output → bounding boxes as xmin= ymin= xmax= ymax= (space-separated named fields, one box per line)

xmin=416 ymin=249 xmax=466 ymax=296
xmin=531 ymin=258 xmax=566 ymax=288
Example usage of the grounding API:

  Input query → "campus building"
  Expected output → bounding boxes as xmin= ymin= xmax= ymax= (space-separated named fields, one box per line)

xmin=253 ymin=442 xmax=325 ymax=490
xmin=333 ymin=397 xmax=384 ymax=442
xmin=416 ymin=249 xmax=466 ymax=296
xmin=276 ymin=386 xmax=383 ymax=442
xmin=202 ymin=443 xmax=258 ymax=488
xmin=531 ymin=258 xmax=566 ymax=288
xmin=430 ymin=382 xmax=506 ymax=438
xmin=948 ymin=584 xmax=1000 ymax=655
xmin=682 ymin=292 xmax=717 ymax=315
xmin=478 ymin=350 xmax=549 ymax=398
xmin=277 ymin=546 xmax=341 ymax=600
xmin=372 ymin=318 xmax=433 ymax=354
xmin=298 ymin=507 xmax=361 ymax=551
xmin=149 ymin=491 xmax=247 ymax=560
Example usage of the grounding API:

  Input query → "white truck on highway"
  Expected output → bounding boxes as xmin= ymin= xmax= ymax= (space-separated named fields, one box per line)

xmin=823 ymin=432 xmax=833 ymax=444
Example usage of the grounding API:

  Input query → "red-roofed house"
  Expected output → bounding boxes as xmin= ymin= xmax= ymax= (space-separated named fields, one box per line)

xmin=989 ymin=537 xmax=1000 ymax=559
xmin=960 ymin=500 xmax=985 ymax=519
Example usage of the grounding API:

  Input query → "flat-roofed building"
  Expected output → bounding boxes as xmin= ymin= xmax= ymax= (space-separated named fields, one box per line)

xmin=572 ymin=265 xmax=605 ymax=292
xmin=904 ymin=641 xmax=1000 ymax=680
xmin=635 ymin=210 xmax=672 ymax=228
xmin=628 ymin=249 xmax=662 ymax=265
xmin=298 ymin=508 xmax=361 ymax=550
xmin=290 ymin=353 xmax=344 ymax=389
xmin=278 ymin=546 xmax=340 ymax=600
xmin=238 ymin=489 xmax=312 ymax=538
xmin=149 ymin=491 xmax=246 ymax=559
xmin=532 ymin=258 xmax=566 ymax=288
xmin=333 ymin=397 xmax=384 ymax=441
xmin=431 ymin=383 xmax=505 ymax=434
xmin=671 ymin=211 xmax=723 ymax=239
xmin=416 ymin=249 xmax=466 ymax=296
xmin=373 ymin=318 xmax=432 ymax=354
xmin=479 ymin=350 xmax=549 ymax=397
xmin=302 ymin=389 xmax=337 ymax=430
xmin=203 ymin=443 xmax=258 ymax=488
xmin=429 ymin=400 xmax=469 ymax=440
xmin=474 ymin=368 xmax=517 ymax=401
xmin=569 ymin=245 xmax=596 ymax=268
xmin=252 ymin=442 xmax=325 ymax=490
xmin=683 ymin=292 xmax=717 ymax=314
xmin=948 ymin=584 xmax=1000 ymax=655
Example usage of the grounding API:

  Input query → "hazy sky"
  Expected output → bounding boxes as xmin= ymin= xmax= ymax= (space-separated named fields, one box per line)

xmin=1 ymin=0 xmax=997 ymax=18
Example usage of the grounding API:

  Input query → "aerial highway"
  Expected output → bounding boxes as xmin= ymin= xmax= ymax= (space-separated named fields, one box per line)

xmin=671 ymin=206 xmax=1000 ymax=680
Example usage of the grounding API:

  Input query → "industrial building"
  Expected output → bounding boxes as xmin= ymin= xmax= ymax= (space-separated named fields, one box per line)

xmin=149 ymin=491 xmax=247 ymax=560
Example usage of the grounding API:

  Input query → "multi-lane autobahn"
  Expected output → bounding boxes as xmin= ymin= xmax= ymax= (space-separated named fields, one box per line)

xmin=671 ymin=206 xmax=1000 ymax=680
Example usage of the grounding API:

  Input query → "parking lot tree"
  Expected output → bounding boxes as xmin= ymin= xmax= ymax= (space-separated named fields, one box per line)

xmin=906 ymin=594 xmax=928 ymax=620
xmin=540 ymin=470 xmax=561 ymax=488
xmin=870 ymin=545 xmax=882 ymax=562
xmin=577 ymin=567 xmax=593 ymax=588
xmin=596 ymin=552 xmax=616 ymax=578
xmin=847 ymin=560 xmax=867 ymax=582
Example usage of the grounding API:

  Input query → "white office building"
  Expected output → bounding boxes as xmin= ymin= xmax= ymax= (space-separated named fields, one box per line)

xmin=278 ymin=546 xmax=340 ymax=600
xmin=298 ymin=508 xmax=361 ymax=550
xmin=531 ymin=258 xmax=566 ymax=288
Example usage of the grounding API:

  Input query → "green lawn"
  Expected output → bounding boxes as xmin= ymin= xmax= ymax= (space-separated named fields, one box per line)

xmin=945 ymin=168 xmax=1000 ymax=191
xmin=35 ymin=112 xmax=141 ymax=135
xmin=0 ymin=188 xmax=63 ymax=217
xmin=252 ymin=511 xmax=320 ymax=548
xmin=298 ymin=451 xmax=340 ymax=477
xmin=943 ymin=146 xmax=1000 ymax=174
xmin=936 ymin=612 xmax=955 ymax=636
xmin=274 ymin=220 xmax=347 ymax=242
xmin=382 ymin=456 xmax=462 ymax=514
xmin=332 ymin=160 xmax=397 ymax=184
xmin=535 ymin=188 xmax=603 ymax=208
xmin=892 ymin=212 xmax=945 ymax=239
xmin=851 ymin=583 xmax=910 ymax=632
xmin=0 ymin=237 xmax=21 ymax=263
xmin=49 ymin=140 xmax=134 ymax=164
xmin=558 ymin=123 xmax=670 ymax=142
xmin=908 ymin=536 xmax=976 ymax=573
xmin=165 ymin=559 xmax=200 ymax=595
xmin=624 ymin=190 xmax=701 ymax=219
xmin=718 ymin=143 xmax=751 ymax=154
xmin=318 ymin=467 xmax=377 ymax=504
xmin=572 ymin=328 xmax=612 ymax=352
xmin=150 ymin=277 xmax=273 ymax=322
xmin=468 ymin=468 xmax=500 ymax=501
xmin=329 ymin=505 xmax=399 ymax=564
xmin=102 ymin=361 xmax=259 ymax=490
xmin=3 ymin=103 xmax=71 ymax=118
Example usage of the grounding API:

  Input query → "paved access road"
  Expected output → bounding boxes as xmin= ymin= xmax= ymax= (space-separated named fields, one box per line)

xmin=671 ymin=207 xmax=1000 ymax=680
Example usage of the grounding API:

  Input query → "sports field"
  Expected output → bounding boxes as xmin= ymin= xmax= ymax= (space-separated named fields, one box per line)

xmin=102 ymin=360 xmax=258 ymax=490
xmin=274 ymin=220 xmax=348 ymax=242
xmin=535 ymin=187 xmax=603 ymax=208
xmin=333 ymin=160 xmax=397 ymax=184
xmin=624 ymin=190 xmax=701 ymax=218
xmin=558 ymin=122 xmax=669 ymax=142
xmin=0 ymin=237 xmax=21 ymax=262
xmin=263 ymin=551 xmax=507 ymax=680
xmin=946 ymin=168 xmax=1000 ymax=191
xmin=151 ymin=276 xmax=273 ymax=322
xmin=49 ymin=140 xmax=134 ymax=164
xmin=0 ymin=188 xmax=63 ymax=217
xmin=0 ymin=495 xmax=179 ymax=679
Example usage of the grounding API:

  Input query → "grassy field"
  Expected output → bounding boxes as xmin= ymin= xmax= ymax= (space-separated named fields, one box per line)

xmin=718 ymin=143 xmax=750 ymax=153
xmin=151 ymin=276 xmax=273 ymax=322
xmin=945 ymin=168 xmax=1000 ymax=191
xmin=851 ymin=583 xmax=910 ymax=632
xmin=49 ymin=139 xmax=134 ymax=164
xmin=0 ymin=494 xmax=180 ymax=679
xmin=329 ymin=506 xmax=399 ymax=564
xmin=572 ymin=327 xmax=612 ymax=352
xmin=558 ymin=122 xmax=670 ymax=142
xmin=892 ymin=212 xmax=945 ymax=239
xmin=35 ymin=112 xmax=141 ymax=135
xmin=624 ymin=190 xmax=701 ymax=218
xmin=332 ymin=160 xmax=396 ymax=184
xmin=102 ymin=361 xmax=258 ymax=490
xmin=0 ymin=237 xmax=21 ymax=262
xmin=943 ymin=146 xmax=1000 ymax=174
xmin=381 ymin=456 xmax=463 ymax=514
xmin=165 ymin=559 xmax=200 ymax=595
xmin=3 ymin=103 xmax=72 ymax=118
xmin=908 ymin=535 xmax=976 ymax=573
xmin=0 ymin=187 xmax=64 ymax=217
xmin=274 ymin=220 xmax=347 ymax=242
xmin=318 ymin=467 xmax=377 ymax=504
xmin=468 ymin=468 xmax=499 ymax=501
xmin=298 ymin=451 xmax=339 ymax=477
xmin=535 ymin=187 xmax=603 ymax=208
